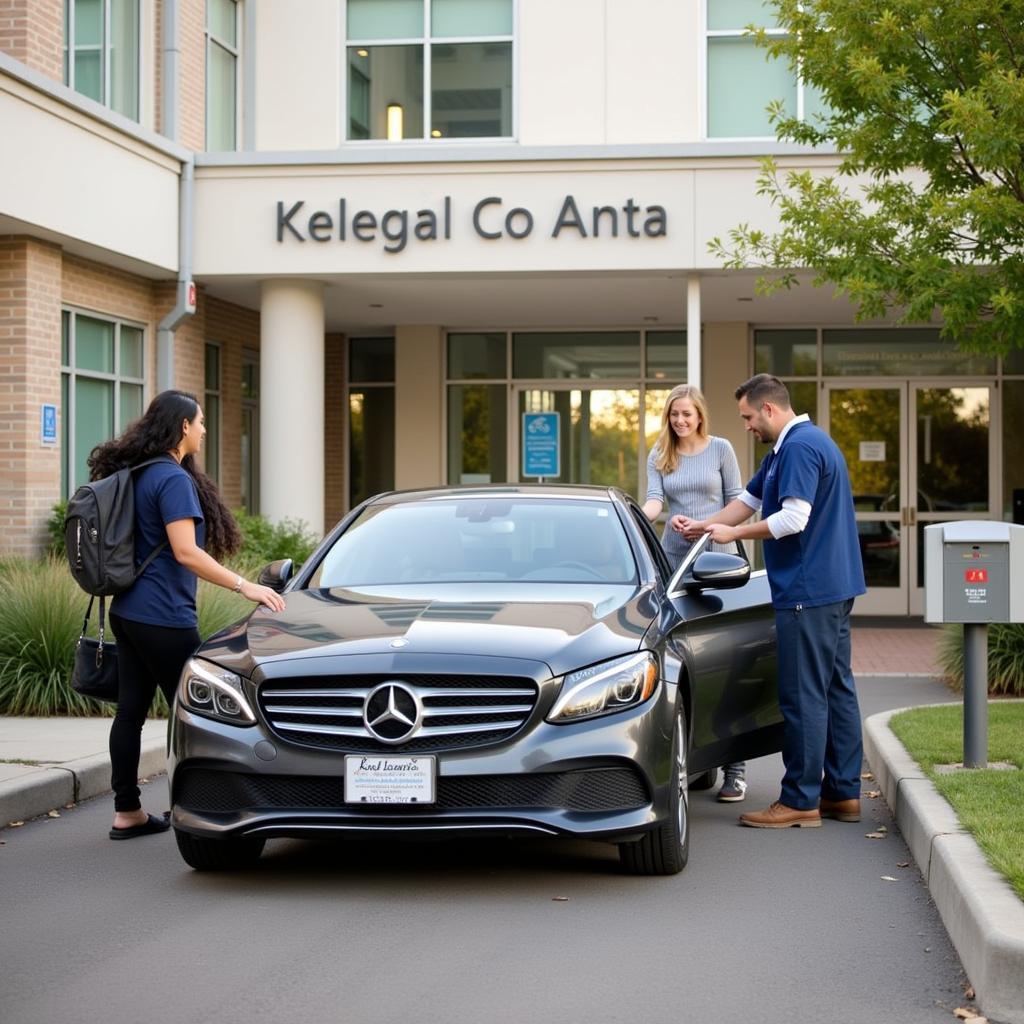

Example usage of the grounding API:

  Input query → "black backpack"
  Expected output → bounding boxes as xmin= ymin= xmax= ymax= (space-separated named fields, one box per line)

xmin=64 ymin=456 xmax=173 ymax=597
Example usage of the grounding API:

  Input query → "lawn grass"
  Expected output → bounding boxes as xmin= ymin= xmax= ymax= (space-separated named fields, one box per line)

xmin=888 ymin=702 xmax=1024 ymax=901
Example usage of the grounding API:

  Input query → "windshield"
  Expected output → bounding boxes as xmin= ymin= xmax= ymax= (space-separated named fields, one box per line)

xmin=308 ymin=497 xmax=638 ymax=587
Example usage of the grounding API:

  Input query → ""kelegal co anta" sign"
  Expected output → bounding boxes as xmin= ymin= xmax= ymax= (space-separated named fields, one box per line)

xmin=275 ymin=195 xmax=668 ymax=253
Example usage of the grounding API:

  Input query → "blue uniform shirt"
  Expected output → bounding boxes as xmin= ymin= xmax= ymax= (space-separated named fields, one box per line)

xmin=111 ymin=459 xmax=205 ymax=627
xmin=747 ymin=421 xmax=865 ymax=609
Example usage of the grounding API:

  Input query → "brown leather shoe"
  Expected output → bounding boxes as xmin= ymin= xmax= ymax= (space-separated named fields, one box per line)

xmin=739 ymin=801 xmax=822 ymax=828
xmin=819 ymin=797 xmax=861 ymax=822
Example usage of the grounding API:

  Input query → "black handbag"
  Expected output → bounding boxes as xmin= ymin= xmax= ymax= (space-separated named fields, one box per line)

xmin=71 ymin=596 xmax=119 ymax=703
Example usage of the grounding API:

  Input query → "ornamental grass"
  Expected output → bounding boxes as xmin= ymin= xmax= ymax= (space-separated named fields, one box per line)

xmin=938 ymin=622 xmax=1024 ymax=697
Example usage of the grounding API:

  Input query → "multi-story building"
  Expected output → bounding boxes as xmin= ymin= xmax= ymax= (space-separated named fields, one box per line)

xmin=2 ymin=0 xmax=1021 ymax=616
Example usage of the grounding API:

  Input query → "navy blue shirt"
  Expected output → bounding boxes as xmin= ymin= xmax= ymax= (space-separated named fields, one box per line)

xmin=111 ymin=459 xmax=205 ymax=627
xmin=747 ymin=421 xmax=865 ymax=609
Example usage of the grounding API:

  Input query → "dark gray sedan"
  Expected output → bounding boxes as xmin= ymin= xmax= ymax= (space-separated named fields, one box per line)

xmin=168 ymin=486 xmax=782 ymax=874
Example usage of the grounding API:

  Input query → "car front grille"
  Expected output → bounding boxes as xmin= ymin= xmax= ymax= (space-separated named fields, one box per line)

xmin=175 ymin=767 xmax=650 ymax=815
xmin=257 ymin=673 xmax=540 ymax=753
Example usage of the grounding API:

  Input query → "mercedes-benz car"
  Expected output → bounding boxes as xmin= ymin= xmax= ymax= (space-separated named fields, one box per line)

xmin=168 ymin=485 xmax=782 ymax=875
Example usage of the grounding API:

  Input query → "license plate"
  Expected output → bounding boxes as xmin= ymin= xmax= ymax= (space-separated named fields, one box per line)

xmin=344 ymin=754 xmax=436 ymax=805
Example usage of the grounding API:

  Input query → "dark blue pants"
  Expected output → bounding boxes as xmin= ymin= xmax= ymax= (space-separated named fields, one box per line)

xmin=774 ymin=599 xmax=862 ymax=810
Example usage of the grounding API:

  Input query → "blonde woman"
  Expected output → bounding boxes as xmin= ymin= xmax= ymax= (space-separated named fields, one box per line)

xmin=642 ymin=383 xmax=747 ymax=802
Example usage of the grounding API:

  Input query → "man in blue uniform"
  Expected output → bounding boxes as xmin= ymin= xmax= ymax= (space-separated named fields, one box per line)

xmin=681 ymin=374 xmax=866 ymax=827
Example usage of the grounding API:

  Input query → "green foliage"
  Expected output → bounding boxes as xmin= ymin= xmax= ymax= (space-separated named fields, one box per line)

xmin=938 ymin=622 xmax=1024 ymax=696
xmin=46 ymin=500 xmax=68 ymax=559
xmin=709 ymin=0 xmax=1024 ymax=356
xmin=232 ymin=508 xmax=319 ymax=568
xmin=889 ymin=703 xmax=1024 ymax=899
xmin=0 ymin=557 xmax=262 ymax=716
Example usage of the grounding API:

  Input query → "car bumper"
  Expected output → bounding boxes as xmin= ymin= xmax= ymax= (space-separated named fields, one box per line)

xmin=168 ymin=680 xmax=677 ymax=844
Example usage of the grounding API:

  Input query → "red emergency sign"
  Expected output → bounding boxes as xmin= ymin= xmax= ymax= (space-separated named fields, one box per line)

xmin=964 ymin=568 xmax=988 ymax=583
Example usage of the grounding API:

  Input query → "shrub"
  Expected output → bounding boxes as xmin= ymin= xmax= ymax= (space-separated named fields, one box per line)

xmin=46 ymin=500 xmax=68 ymax=559
xmin=0 ymin=558 xmax=259 ymax=716
xmin=232 ymin=509 xmax=319 ymax=568
xmin=937 ymin=622 xmax=1024 ymax=697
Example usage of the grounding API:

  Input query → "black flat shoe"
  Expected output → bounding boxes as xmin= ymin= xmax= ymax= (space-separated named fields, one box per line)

xmin=109 ymin=813 xmax=171 ymax=840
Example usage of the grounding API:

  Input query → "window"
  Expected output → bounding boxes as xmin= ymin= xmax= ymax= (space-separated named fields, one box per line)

xmin=63 ymin=0 xmax=140 ymax=120
xmin=348 ymin=338 xmax=395 ymax=507
xmin=346 ymin=0 xmax=513 ymax=141
xmin=206 ymin=0 xmax=239 ymax=151
xmin=61 ymin=310 xmax=145 ymax=497
xmin=705 ymin=0 xmax=828 ymax=138
xmin=204 ymin=343 xmax=221 ymax=483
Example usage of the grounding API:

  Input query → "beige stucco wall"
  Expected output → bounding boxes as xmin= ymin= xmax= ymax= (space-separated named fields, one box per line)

xmin=394 ymin=325 xmax=443 ymax=490
xmin=0 ymin=72 xmax=180 ymax=272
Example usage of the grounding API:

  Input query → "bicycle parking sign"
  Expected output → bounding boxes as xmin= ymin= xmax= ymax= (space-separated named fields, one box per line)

xmin=522 ymin=412 xmax=560 ymax=478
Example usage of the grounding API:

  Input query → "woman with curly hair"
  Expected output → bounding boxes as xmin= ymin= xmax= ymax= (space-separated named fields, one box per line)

xmin=89 ymin=389 xmax=285 ymax=839
xmin=642 ymin=383 xmax=748 ymax=803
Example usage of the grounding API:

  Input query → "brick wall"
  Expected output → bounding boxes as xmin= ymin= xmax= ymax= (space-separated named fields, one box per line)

xmin=205 ymin=295 xmax=259 ymax=510
xmin=0 ymin=237 xmax=63 ymax=555
xmin=0 ymin=0 xmax=63 ymax=83
xmin=324 ymin=334 xmax=346 ymax=529
xmin=178 ymin=0 xmax=206 ymax=151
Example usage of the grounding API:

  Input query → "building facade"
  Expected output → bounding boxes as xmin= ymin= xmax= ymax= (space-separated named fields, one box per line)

xmin=1 ymin=0 xmax=1021 ymax=617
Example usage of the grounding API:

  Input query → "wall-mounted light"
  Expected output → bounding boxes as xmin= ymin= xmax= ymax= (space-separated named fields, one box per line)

xmin=386 ymin=103 xmax=404 ymax=141
xmin=356 ymin=48 xmax=368 ymax=57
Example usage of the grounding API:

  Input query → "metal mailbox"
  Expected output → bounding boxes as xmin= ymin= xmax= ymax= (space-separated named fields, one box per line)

xmin=923 ymin=520 xmax=1024 ymax=768
xmin=924 ymin=521 xmax=1024 ymax=625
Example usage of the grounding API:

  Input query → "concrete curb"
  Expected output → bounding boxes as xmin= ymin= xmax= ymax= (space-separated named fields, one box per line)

xmin=0 ymin=737 xmax=166 ymax=825
xmin=864 ymin=706 xmax=1024 ymax=1024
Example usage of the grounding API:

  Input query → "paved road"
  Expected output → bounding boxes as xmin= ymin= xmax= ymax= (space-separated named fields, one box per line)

xmin=0 ymin=676 xmax=968 ymax=1024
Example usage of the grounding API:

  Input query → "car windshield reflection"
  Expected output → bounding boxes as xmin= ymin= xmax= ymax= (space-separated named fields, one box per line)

xmin=308 ymin=497 xmax=639 ymax=587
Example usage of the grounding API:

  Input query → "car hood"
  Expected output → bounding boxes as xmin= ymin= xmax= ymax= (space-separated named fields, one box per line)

xmin=199 ymin=582 xmax=660 ymax=678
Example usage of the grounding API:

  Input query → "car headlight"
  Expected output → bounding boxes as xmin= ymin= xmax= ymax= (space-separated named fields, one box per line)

xmin=178 ymin=658 xmax=256 ymax=725
xmin=547 ymin=652 xmax=658 ymax=724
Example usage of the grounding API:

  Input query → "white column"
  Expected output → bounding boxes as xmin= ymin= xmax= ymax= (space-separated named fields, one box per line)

xmin=687 ymin=275 xmax=702 ymax=389
xmin=259 ymin=279 xmax=325 ymax=536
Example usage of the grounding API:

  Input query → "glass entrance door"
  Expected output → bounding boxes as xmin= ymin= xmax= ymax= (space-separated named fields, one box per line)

xmin=824 ymin=381 xmax=996 ymax=615
xmin=512 ymin=387 xmax=653 ymax=498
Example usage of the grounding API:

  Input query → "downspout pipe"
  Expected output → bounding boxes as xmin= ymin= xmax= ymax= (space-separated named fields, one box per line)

xmin=157 ymin=159 xmax=195 ymax=392
xmin=162 ymin=0 xmax=179 ymax=142
xmin=157 ymin=0 xmax=194 ymax=392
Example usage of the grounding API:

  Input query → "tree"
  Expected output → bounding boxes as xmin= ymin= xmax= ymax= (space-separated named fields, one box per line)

xmin=710 ymin=0 xmax=1024 ymax=355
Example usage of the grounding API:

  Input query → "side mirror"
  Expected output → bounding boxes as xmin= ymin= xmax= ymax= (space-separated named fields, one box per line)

xmin=685 ymin=551 xmax=750 ymax=591
xmin=257 ymin=558 xmax=294 ymax=593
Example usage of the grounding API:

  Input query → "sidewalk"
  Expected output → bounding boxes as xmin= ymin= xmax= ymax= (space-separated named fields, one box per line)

xmin=0 ymin=717 xmax=166 ymax=824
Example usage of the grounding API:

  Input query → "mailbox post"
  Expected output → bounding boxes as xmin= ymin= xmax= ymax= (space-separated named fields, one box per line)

xmin=924 ymin=521 xmax=1024 ymax=767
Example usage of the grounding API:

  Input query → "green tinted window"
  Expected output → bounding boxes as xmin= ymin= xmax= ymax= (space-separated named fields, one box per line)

xmin=448 ymin=333 xmax=506 ymax=379
xmin=348 ymin=0 xmax=423 ymax=39
xmin=432 ymin=0 xmax=511 ymax=36
xmin=754 ymin=329 xmax=817 ymax=376
xmin=447 ymin=384 xmax=507 ymax=484
xmin=513 ymin=332 xmax=640 ymax=379
xmin=707 ymin=0 xmax=778 ymax=31
xmin=646 ymin=330 xmax=686 ymax=381
xmin=75 ymin=316 xmax=114 ymax=373
xmin=120 ymin=325 xmax=143 ymax=378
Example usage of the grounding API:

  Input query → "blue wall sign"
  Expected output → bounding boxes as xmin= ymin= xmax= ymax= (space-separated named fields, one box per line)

xmin=41 ymin=403 xmax=58 ymax=447
xmin=522 ymin=412 xmax=560 ymax=478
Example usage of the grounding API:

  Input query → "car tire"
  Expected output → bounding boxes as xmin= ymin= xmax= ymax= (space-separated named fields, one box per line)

xmin=174 ymin=829 xmax=266 ymax=871
xmin=689 ymin=767 xmax=718 ymax=791
xmin=618 ymin=706 xmax=689 ymax=876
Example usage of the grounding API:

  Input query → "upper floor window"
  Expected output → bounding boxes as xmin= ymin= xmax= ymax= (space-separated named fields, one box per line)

xmin=63 ymin=0 xmax=140 ymax=120
xmin=346 ymin=0 xmax=513 ymax=141
xmin=206 ymin=0 xmax=240 ymax=151
xmin=705 ymin=0 xmax=827 ymax=139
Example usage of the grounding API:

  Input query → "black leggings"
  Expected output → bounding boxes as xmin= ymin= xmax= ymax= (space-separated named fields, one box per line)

xmin=108 ymin=612 xmax=199 ymax=813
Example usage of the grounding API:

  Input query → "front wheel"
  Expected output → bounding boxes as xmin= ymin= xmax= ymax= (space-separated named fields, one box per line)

xmin=174 ymin=829 xmax=266 ymax=871
xmin=619 ymin=706 xmax=689 ymax=875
